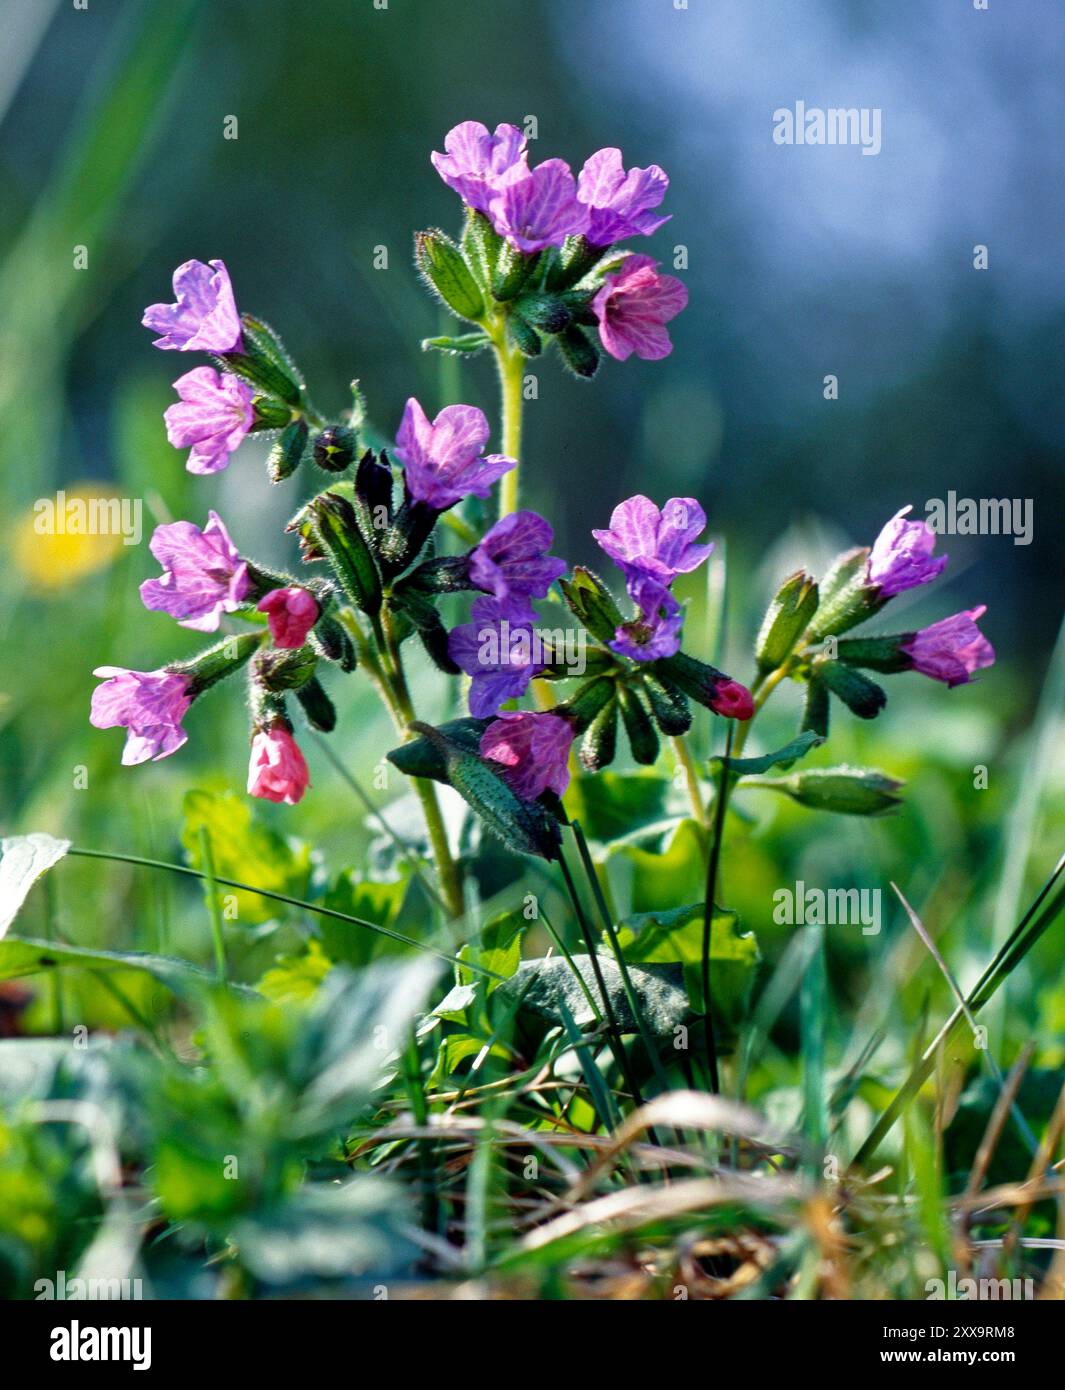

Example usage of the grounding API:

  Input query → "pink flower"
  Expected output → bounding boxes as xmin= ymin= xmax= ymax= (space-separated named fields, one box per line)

xmin=487 ymin=159 xmax=590 ymax=253
xmin=164 ymin=367 xmax=255 ymax=475
xmin=140 ymin=511 xmax=249 ymax=631
xmin=247 ymin=722 xmax=310 ymax=805
xmin=431 ymin=121 xmax=528 ymax=214
xmin=480 ymin=710 xmax=575 ymax=800
xmin=142 ymin=258 xmax=243 ymax=352
xmin=257 ymin=587 xmax=319 ymax=649
xmin=577 ymin=148 xmax=670 ymax=246
xmin=900 ymin=607 xmax=995 ymax=688
xmin=709 ymin=679 xmax=755 ymax=721
xmin=591 ymin=254 xmax=688 ymax=361
xmin=394 ymin=398 xmax=515 ymax=511
xmin=866 ymin=506 xmax=948 ymax=597
xmin=90 ymin=667 xmax=193 ymax=765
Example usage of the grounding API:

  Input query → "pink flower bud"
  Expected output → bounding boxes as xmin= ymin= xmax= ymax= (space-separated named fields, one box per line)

xmin=257 ymin=587 xmax=319 ymax=649
xmin=247 ymin=722 xmax=310 ymax=805
xmin=709 ymin=678 xmax=754 ymax=721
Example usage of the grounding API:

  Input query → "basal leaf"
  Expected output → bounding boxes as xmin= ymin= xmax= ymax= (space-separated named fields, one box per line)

xmin=0 ymin=833 xmax=70 ymax=939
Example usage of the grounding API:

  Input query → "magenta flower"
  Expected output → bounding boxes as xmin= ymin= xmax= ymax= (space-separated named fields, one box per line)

xmin=257 ymin=587 xmax=319 ymax=649
xmin=577 ymin=148 xmax=670 ymax=246
xmin=480 ymin=711 xmax=574 ymax=800
xmin=247 ymin=722 xmax=310 ymax=805
xmin=866 ymin=506 xmax=948 ymax=598
xmin=164 ymin=367 xmax=255 ymax=476
xmin=90 ymin=667 xmax=193 ymax=765
xmin=487 ymin=159 xmax=589 ymax=253
xmin=900 ymin=606 xmax=995 ymax=688
xmin=591 ymin=254 xmax=688 ymax=361
xmin=709 ymin=678 xmax=755 ymax=721
xmin=469 ymin=510 xmax=567 ymax=603
xmin=593 ymin=494 xmax=712 ymax=586
xmin=394 ymin=398 xmax=515 ymax=511
xmin=609 ymin=577 xmax=684 ymax=662
xmin=140 ymin=511 xmax=249 ymax=632
xmin=142 ymin=258 xmax=243 ymax=353
xmin=447 ymin=597 xmax=543 ymax=717
xmin=431 ymin=121 xmax=528 ymax=215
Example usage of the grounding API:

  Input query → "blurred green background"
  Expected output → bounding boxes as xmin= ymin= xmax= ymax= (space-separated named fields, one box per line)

xmin=0 ymin=0 xmax=1063 ymax=1052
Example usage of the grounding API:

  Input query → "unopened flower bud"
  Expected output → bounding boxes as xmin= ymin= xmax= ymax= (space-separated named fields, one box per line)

xmin=313 ymin=425 xmax=357 ymax=474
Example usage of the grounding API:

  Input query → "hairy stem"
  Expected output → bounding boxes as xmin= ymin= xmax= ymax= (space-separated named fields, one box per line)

xmin=671 ymin=733 xmax=707 ymax=826
xmin=494 ymin=339 xmax=525 ymax=518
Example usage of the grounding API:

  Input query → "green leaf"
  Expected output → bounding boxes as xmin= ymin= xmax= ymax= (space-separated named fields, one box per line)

xmin=609 ymin=902 xmax=760 ymax=1031
xmin=497 ymin=953 xmax=689 ymax=1039
xmin=421 ymin=332 xmax=491 ymax=355
xmin=386 ymin=717 xmax=489 ymax=784
xmin=182 ymin=791 xmax=311 ymax=926
xmin=0 ymin=937 xmax=248 ymax=1000
xmin=745 ymin=764 xmax=905 ymax=816
xmin=405 ymin=722 xmax=561 ymax=861
xmin=458 ymin=910 xmax=526 ymax=990
xmin=257 ymin=939 xmax=333 ymax=1003
xmin=0 ymin=833 xmax=70 ymax=939
xmin=607 ymin=817 xmax=705 ymax=914
xmin=317 ymin=871 xmax=409 ymax=966
xmin=713 ymin=729 xmax=823 ymax=777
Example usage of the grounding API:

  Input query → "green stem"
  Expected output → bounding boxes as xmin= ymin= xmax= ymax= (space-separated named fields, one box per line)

xmin=197 ymin=825 xmax=227 ymax=983
xmin=494 ymin=339 xmax=525 ymax=518
xmin=670 ymin=733 xmax=707 ymax=826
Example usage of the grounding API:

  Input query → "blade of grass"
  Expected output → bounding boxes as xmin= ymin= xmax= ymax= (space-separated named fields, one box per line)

xmin=65 ymin=846 xmax=504 ymax=983
xmin=701 ymin=721 xmax=735 ymax=1093
xmin=853 ymin=854 xmax=1065 ymax=1168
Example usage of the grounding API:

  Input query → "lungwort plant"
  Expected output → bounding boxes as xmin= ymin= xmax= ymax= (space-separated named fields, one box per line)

xmin=6 ymin=120 xmax=1056 ymax=1302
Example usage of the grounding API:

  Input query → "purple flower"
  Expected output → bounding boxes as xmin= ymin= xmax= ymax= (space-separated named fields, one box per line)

xmin=431 ymin=121 xmax=528 ymax=214
xmin=139 ymin=511 xmax=249 ymax=632
xmin=469 ymin=510 xmax=567 ymax=603
xmin=900 ymin=606 xmax=995 ymax=688
xmin=487 ymin=159 xmax=590 ymax=253
xmin=591 ymin=254 xmax=688 ymax=361
xmin=577 ymin=147 xmax=670 ymax=246
xmin=592 ymin=494 xmax=712 ymax=586
xmin=866 ymin=506 xmax=948 ymax=598
xmin=447 ymin=597 xmax=543 ymax=717
xmin=480 ymin=711 xmax=574 ymax=800
xmin=609 ymin=577 xmax=684 ymax=662
xmin=258 ymin=587 xmax=319 ymax=649
xmin=90 ymin=667 xmax=193 ymax=765
xmin=164 ymin=367 xmax=255 ymax=475
xmin=394 ymin=398 xmax=515 ymax=511
xmin=142 ymin=259 xmax=243 ymax=353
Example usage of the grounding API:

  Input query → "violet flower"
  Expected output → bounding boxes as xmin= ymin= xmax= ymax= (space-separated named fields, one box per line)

xmin=447 ymin=596 xmax=543 ymax=717
xmin=431 ymin=121 xmax=528 ymax=215
xmin=900 ymin=606 xmax=995 ymax=688
xmin=487 ymin=159 xmax=590 ymax=253
xmin=247 ymin=722 xmax=310 ymax=805
xmin=609 ymin=577 xmax=684 ymax=662
xmin=480 ymin=710 xmax=575 ymax=800
xmin=577 ymin=147 xmax=670 ymax=246
xmin=257 ymin=587 xmax=320 ymax=649
xmin=142 ymin=258 xmax=243 ymax=353
xmin=469 ymin=510 xmax=567 ymax=604
xmin=140 ymin=511 xmax=249 ymax=632
xmin=591 ymin=254 xmax=688 ymax=361
xmin=90 ymin=667 xmax=193 ymax=765
xmin=394 ymin=398 xmax=515 ymax=511
xmin=164 ymin=367 xmax=255 ymax=476
xmin=866 ymin=506 xmax=948 ymax=597
xmin=593 ymin=494 xmax=713 ymax=586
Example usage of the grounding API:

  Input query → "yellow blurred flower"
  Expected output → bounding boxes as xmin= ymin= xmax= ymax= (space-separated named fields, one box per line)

xmin=12 ymin=484 xmax=137 ymax=590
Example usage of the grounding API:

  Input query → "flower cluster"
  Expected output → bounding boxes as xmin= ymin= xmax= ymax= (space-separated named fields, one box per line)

xmin=422 ymin=120 xmax=687 ymax=372
xmin=89 ymin=121 xmax=995 ymax=881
